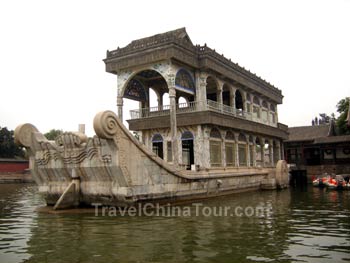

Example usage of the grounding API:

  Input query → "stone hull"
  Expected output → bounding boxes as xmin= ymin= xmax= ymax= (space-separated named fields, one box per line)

xmin=15 ymin=111 xmax=288 ymax=209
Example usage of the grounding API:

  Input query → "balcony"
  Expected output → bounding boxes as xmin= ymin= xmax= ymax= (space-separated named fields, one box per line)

xmin=129 ymin=100 xmax=277 ymax=128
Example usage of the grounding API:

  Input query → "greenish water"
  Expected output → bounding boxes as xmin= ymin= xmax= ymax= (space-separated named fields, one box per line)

xmin=0 ymin=184 xmax=349 ymax=263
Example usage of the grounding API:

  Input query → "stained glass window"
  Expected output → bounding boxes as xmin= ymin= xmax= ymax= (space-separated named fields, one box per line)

xmin=124 ymin=79 xmax=147 ymax=101
xmin=175 ymin=69 xmax=195 ymax=93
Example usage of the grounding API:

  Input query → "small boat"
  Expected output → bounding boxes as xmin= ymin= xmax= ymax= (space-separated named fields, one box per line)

xmin=312 ymin=176 xmax=329 ymax=187
xmin=325 ymin=175 xmax=347 ymax=190
xmin=312 ymin=178 xmax=320 ymax=187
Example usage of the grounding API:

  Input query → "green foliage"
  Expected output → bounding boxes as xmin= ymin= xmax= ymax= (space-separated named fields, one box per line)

xmin=336 ymin=98 xmax=350 ymax=135
xmin=44 ymin=129 xmax=63 ymax=140
xmin=0 ymin=127 xmax=25 ymax=158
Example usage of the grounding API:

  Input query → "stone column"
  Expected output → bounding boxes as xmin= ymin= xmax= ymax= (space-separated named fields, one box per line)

xmin=246 ymin=137 xmax=251 ymax=167
xmin=116 ymin=96 xmax=123 ymax=123
xmin=260 ymin=137 xmax=265 ymax=167
xmin=229 ymin=87 xmax=234 ymax=115
xmin=217 ymin=82 xmax=223 ymax=112
xmin=242 ymin=91 xmax=247 ymax=112
xmin=252 ymin=135 xmax=257 ymax=167
xmin=146 ymin=87 xmax=150 ymax=109
xmin=197 ymin=71 xmax=207 ymax=111
xmin=234 ymin=133 xmax=239 ymax=167
xmin=169 ymin=85 xmax=178 ymax=166
xmin=157 ymin=93 xmax=163 ymax=111
xmin=276 ymin=140 xmax=281 ymax=162
xmin=281 ymin=140 xmax=285 ymax=160
xmin=269 ymin=139 xmax=274 ymax=166
xmin=258 ymin=98 xmax=263 ymax=121
xmin=222 ymin=131 xmax=226 ymax=167
xmin=275 ymin=106 xmax=279 ymax=123
xmin=231 ymin=88 xmax=236 ymax=112
xmin=194 ymin=125 xmax=204 ymax=167
xmin=202 ymin=126 xmax=211 ymax=168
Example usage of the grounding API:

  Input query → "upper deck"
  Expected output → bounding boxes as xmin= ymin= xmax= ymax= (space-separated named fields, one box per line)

xmin=104 ymin=28 xmax=283 ymax=104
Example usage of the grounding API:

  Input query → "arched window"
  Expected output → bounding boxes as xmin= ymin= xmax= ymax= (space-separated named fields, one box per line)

xmin=246 ymin=93 xmax=251 ymax=113
xmin=181 ymin=131 xmax=194 ymax=140
xmin=255 ymin=137 xmax=262 ymax=166
xmin=178 ymin=96 xmax=189 ymax=108
xmin=225 ymin=131 xmax=235 ymax=166
xmin=210 ymin=128 xmax=222 ymax=139
xmin=175 ymin=69 xmax=195 ymax=94
xmin=252 ymin=96 xmax=260 ymax=119
xmin=124 ymin=79 xmax=147 ymax=102
xmin=264 ymin=139 xmax=270 ymax=166
xmin=262 ymin=100 xmax=268 ymax=108
xmin=246 ymin=94 xmax=251 ymax=102
xmin=206 ymin=76 xmax=218 ymax=102
xmin=181 ymin=131 xmax=194 ymax=169
xmin=269 ymin=104 xmax=276 ymax=124
xmin=223 ymin=84 xmax=231 ymax=106
xmin=210 ymin=128 xmax=222 ymax=167
xmin=253 ymin=96 xmax=260 ymax=105
xmin=235 ymin=90 xmax=244 ymax=116
xmin=238 ymin=133 xmax=247 ymax=166
xmin=261 ymin=101 xmax=268 ymax=123
xmin=152 ymin=134 xmax=163 ymax=159
xmin=249 ymin=135 xmax=254 ymax=166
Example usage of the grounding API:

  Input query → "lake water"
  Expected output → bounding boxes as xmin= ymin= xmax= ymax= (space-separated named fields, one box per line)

xmin=0 ymin=184 xmax=349 ymax=263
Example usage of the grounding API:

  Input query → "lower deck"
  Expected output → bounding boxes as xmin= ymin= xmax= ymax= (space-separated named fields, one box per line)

xmin=140 ymin=124 xmax=284 ymax=170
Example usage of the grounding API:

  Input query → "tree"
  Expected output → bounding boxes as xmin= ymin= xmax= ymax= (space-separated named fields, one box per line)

xmin=44 ymin=129 xmax=63 ymax=140
xmin=0 ymin=127 xmax=25 ymax=158
xmin=336 ymin=97 xmax=350 ymax=135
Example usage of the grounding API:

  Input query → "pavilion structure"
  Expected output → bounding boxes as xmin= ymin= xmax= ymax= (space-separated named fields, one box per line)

xmin=104 ymin=28 xmax=289 ymax=170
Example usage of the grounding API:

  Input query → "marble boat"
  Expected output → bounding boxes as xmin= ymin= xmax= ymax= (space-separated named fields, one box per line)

xmin=15 ymin=111 xmax=289 ymax=209
xmin=14 ymin=28 xmax=290 ymax=209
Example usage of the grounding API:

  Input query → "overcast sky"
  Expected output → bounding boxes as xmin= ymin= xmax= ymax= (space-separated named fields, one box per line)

xmin=1 ymin=0 xmax=349 ymax=136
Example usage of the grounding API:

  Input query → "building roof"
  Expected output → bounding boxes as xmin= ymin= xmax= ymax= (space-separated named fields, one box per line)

xmin=314 ymin=135 xmax=350 ymax=144
xmin=287 ymin=125 xmax=331 ymax=142
xmin=125 ymin=28 xmax=193 ymax=50
xmin=287 ymin=123 xmax=350 ymax=144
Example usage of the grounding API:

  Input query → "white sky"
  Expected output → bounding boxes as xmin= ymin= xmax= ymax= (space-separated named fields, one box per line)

xmin=1 ymin=0 xmax=349 ymax=136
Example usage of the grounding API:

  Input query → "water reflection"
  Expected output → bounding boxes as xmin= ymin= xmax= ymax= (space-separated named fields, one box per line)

xmin=0 ymin=184 xmax=349 ymax=263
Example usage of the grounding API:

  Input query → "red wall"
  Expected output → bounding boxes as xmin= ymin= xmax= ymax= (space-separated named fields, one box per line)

xmin=0 ymin=162 xmax=29 ymax=173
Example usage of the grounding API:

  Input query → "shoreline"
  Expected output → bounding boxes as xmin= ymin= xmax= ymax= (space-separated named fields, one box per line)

xmin=0 ymin=172 xmax=33 ymax=183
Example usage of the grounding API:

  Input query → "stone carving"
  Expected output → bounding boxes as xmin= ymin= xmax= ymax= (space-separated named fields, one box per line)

xmin=55 ymin=132 xmax=88 ymax=148
xmin=93 ymin=110 xmax=119 ymax=139
xmin=276 ymin=160 xmax=289 ymax=188
xmin=167 ymin=73 xmax=176 ymax=88
xmin=117 ymin=70 xmax=133 ymax=96
xmin=14 ymin=123 xmax=39 ymax=147
xmin=152 ymin=61 xmax=169 ymax=75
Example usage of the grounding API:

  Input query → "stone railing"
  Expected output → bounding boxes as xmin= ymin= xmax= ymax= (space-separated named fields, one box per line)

xmin=129 ymin=100 xmax=278 ymax=127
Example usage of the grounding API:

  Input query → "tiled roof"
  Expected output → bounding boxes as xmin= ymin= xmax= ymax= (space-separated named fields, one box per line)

xmin=287 ymin=124 xmax=350 ymax=144
xmin=314 ymin=135 xmax=350 ymax=144
xmin=287 ymin=125 xmax=331 ymax=142
xmin=126 ymin=28 xmax=192 ymax=48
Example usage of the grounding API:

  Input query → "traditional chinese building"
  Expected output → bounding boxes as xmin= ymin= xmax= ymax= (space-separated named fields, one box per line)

xmin=285 ymin=122 xmax=350 ymax=180
xmin=104 ymin=28 xmax=289 ymax=170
